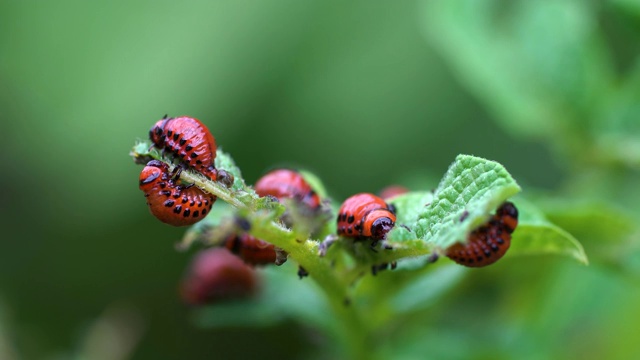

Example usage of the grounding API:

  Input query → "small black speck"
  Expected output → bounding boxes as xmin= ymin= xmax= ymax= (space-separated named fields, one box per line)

xmin=190 ymin=200 xmax=195 ymax=206
xmin=173 ymin=205 xmax=182 ymax=214
xmin=201 ymin=208 xmax=207 ymax=215
xmin=179 ymin=139 xmax=186 ymax=146
xmin=159 ymin=182 xmax=166 ymax=189
xmin=192 ymin=210 xmax=199 ymax=217
xmin=182 ymin=197 xmax=188 ymax=204
xmin=173 ymin=133 xmax=179 ymax=141
xmin=185 ymin=145 xmax=193 ymax=151
xmin=196 ymin=160 xmax=202 ymax=165
xmin=183 ymin=208 xmax=191 ymax=217
xmin=160 ymin=190 xmax=171 ymax=197
xmin=347 ymin=215 xmax=354 ymax=223
xmin=190 ymin=152 xmax=198 ymax=159
xmin=167 ymin=130 xmax=173 ymax=137
xmin=164 ymin=200 xmax=174 ymax=207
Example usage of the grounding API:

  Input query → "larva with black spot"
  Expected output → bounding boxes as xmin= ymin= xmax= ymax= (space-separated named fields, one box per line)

xmin=337 ymin=193 xmax=396 ymax=240
xmin=445 ymin=201 xmax=519 ymax=267
xmin=224 ymin=234 xmax=277 ymax=266
xmin=149 ymin=115 xmax=233 ymax=187
xmin=139 ymin=160 xmax=215 ymax=226
xmin=254 ymin=169 xmax=321 ymax=210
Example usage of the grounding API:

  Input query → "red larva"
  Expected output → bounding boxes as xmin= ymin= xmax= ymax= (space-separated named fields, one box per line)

xmin=445 ymin=201 xmax=519 ymax=267
xmin=224 ymin=234 xmax=277 ymax=266
xmin=224 ymin=169 xmax=320 ymax=266
xmin=149 ymin=115 xmax=233 ymax=186
xmin=254 ymin=169 xmax=321 ymax=210
xmin=180 ymin=248 xmax=257 ymax=305
xmin=139 ymin=160 xmax=215 ymax=226
xmin=337 ymin=193 xmax=396 ymax=240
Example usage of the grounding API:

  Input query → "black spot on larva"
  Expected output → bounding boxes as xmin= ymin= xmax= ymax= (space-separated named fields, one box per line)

xmin=174 ymin=205 xmax=182 ymax=214
xmin=164 ymin=200 xmax=175 ymax=207
xmin=491 ymin=243 xmax=499 ymax=252
xmin=190 ymin=200 xmax=195 ymax=206
xmin=476 ymin=256 xmax=483 ymax=262
xmin=173 ymin=133 xmax=179 ymax=141
xmin=354 ymin=224 xmax=362 ymax=231
xmin=190 ymin=152 xmax=198 ymax=159
xmin=205 ymin=200 xmax=209 ymax=206
xmin=173 ymin=193 xmax=180 ymax=199
xmin=497 ymin=237 xmax=505 ymax=245
xmin=167 ymin=130 xmax=173 ymax=137
xmin=196 ymin=160 xmax=202 ymax=165
xmin=154 ymin=127 xmax=162 ymax=136
xmin=179 ymin=139 xmax=186 ymax=146
xmin=185 ymin=145 xmax=193 ymax=152
xmin=347 ymin=228 xmax=352 ymax=234
xmin=159 ymin=182 xmax=167 ymax=189
xmin=197 ymin=201 xmax=203 ymax=207
xmin=337 ymin=214 xmax=342 ymax=222
xmin=182 ymin=196 xmax=188 ymax=204
xmin=192 ymin=210 xmax=199 ymax=218
xmin=201 ymin=208 xmax=207 ymax=215
xmin=484 ymin=249 xmax=492 ymax=257
xmin=160 ymin=190 xmax=171 ymax=197
xmin=183 ymin=208 xmax=191 ymax=217
xmin=347 ymin=215 xmax=355 ymax=224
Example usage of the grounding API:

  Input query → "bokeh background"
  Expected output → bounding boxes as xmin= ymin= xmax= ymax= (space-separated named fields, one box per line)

xmin=1 ymin=0 xmax=639 ymax=359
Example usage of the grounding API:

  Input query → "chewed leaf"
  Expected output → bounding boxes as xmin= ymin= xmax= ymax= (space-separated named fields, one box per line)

xmin=509 ymin=197 xmax=588 ymax=264
xmin=414 ymin=155 xmax=521 ymax=249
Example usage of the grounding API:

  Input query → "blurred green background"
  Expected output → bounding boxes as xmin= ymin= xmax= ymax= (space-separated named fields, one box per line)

xmin=1 ymin=0 xmax=639 ymax=359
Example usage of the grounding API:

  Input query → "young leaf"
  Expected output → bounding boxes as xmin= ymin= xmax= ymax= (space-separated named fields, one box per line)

xmin=411 ymin=155 xmax=521 ymax=249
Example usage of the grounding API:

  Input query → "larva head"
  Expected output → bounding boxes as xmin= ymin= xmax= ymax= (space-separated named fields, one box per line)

xmin=364 ymin=209 xmax=396 ymax=240
xmin=139 ymin=160 xmax=169 ymax=191
xmin=149 ymin=118 xmax=168 ymax=145
xmin=497 ymin=201 xmax=519 ymax=233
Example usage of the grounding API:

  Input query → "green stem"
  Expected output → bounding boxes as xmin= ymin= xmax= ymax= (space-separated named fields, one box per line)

xmin=132 ymin=143 xmax=370 ymax=357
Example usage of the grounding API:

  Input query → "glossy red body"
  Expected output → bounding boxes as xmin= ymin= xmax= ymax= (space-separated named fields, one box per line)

xmin=149 ymin=116 xmax=218 ymax=180
xmin=139 ymin=160 xmax=215 ymax=226
xmin=224 ymin=234 xmax=277 ymax=266
xmin=180 ymin=248 xmax=257 ymax=305
xmin=445 ymin=201 xmax=519 ymax=267
xmin=254 ymin=169 xmax=321 ymax=210
xmin=337 ymin=193 xmax=396 ymax=240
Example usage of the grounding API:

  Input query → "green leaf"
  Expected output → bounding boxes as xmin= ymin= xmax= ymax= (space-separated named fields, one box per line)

xmin=509 ymin=197 xmax=588 ymax=265
xmin=299 ymin=169 xmax=330 ymax=199
xmin=411 ymin=155 xmax=521 ymax=249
